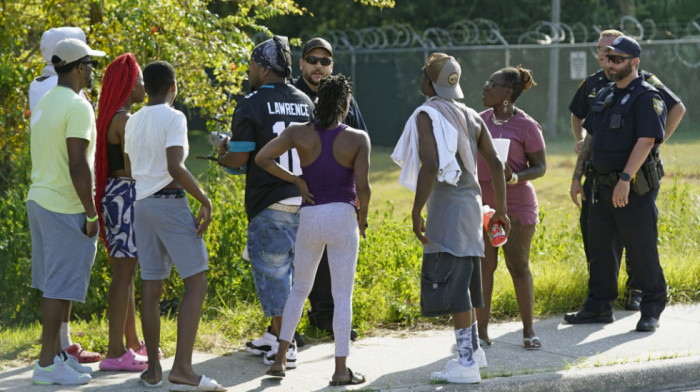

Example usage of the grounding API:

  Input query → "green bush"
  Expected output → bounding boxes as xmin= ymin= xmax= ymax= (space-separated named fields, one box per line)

xmin=0 ymin=146 xmax=38 ymax=327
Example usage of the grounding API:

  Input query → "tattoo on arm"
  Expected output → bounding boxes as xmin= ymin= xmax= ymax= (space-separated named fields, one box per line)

xmin=573 ymin=135 xmax=593 ymax=180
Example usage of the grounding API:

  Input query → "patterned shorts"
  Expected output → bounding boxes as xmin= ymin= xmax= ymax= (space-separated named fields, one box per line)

xmin=101 ymin=177 xmax=138 ymax=258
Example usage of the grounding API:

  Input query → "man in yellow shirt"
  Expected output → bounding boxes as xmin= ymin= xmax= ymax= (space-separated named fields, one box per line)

xmin=27 ymin=38 xmax=105 ymax=386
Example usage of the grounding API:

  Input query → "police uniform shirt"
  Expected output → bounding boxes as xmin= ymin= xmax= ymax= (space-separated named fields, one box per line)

xmin=230 ymin=82 xmax=314 ymax=219
xmin=587 ymin=75 xmax=666 ymax=174
xmin=569 ymin=69 xmax=681 ymax=125
xmin=293 ymin=77 xmax=368 ymax=132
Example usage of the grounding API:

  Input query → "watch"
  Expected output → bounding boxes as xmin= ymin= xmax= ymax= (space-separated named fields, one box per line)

xmin=620 ymin=172 xmax=632 ymax=182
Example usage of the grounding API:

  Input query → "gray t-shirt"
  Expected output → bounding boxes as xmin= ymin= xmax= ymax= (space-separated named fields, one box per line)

xmin=423 ymin=146 xmax=484 ymax=257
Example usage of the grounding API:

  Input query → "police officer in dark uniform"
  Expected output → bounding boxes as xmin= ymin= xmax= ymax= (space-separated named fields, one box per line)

xmin=568 ymin=30 xmax=685 ymax=311
xmin=294 ymin=38 xmax=367 ymax=340
xmin=566 ymin=36 xmax=667 ymax=332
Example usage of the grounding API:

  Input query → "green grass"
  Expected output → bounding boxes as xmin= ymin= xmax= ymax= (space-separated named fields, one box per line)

xmin=368 ymin=138 xmax=700 ymax=222
xmin=2 ymin=137 xmax=700 ymax=366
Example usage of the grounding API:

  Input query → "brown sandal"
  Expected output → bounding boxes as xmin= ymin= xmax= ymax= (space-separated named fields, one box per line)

xmin=329 ymin=368 xmax=366 ymax=386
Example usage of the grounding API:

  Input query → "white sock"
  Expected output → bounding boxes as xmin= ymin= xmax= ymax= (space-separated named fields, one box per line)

xmin=60 ymin=322 xmax=73 ymax=349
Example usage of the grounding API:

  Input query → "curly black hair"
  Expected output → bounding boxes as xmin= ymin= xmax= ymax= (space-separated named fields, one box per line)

xmin=314 ymin=74 xmax=352 ymax=130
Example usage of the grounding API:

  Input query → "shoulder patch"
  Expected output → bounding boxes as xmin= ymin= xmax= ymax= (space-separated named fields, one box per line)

xmin=578 ymin=80 xmax=584 ymax=88
xmin=646 ymin=75 xmax=664 ymax=89
xmin=653 ymin=97 xmax=664 ymax=115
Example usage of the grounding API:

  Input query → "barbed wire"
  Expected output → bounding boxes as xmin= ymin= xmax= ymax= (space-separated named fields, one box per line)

xmin=298 ymin=15 xmax=700 ymax=68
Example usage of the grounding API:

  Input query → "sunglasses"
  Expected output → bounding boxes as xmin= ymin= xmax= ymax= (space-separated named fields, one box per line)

xmin=484 ymin=79 xmax=508 ymax=89
xmin=80 ymin=59 xmax=98 ymax=67
xmin=605 ymin=54 xmax=634 ymax=64
xmin=304 ymin=55 xmax=332 ymax=66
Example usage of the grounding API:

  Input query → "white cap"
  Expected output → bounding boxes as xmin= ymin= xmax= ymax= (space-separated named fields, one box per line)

xmin=40 ymin=27 xmax=86 ymax=64
xmin=52 ymin=38 xmax=105 ymax=67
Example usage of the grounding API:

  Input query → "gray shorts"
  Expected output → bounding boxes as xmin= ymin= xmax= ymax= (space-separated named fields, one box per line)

xmin=420 ymin=252 xmax=483 ymax=317
xmin=134 ymin=195 xmax=208 ymax=280
xmin=27 ymin=200 xmax=98 ymax=302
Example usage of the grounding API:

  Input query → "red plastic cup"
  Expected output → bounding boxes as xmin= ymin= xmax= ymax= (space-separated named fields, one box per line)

xmin=488 ymin=221 xmax=507 ymax=247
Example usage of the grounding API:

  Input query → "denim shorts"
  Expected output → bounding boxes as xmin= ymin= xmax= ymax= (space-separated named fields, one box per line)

xmin=27 ymin=200 xmax=98 ymax=302
xmin=247 ymin=207 xmax=299 ymax=317
xmin=420 ymin=252 xmax=483 ymax=317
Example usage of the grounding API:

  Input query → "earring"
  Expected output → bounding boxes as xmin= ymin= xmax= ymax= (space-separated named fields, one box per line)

xmin=503 ymin=100 xmax=509 ymax=108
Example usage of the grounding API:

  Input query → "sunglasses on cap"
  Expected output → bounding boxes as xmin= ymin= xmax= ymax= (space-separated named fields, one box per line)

xmin=304 ymin=55 xmax=332 ymax=66
xmin=606 ymin=54 xmax=634 ymax=64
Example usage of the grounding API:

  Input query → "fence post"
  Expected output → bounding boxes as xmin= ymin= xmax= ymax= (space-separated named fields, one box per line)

xmin=546 ymin=0 xmax=561 ymax=139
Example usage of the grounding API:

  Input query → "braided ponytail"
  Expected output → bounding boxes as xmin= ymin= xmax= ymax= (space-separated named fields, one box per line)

xmin=314 ymin=74 xmax=352 ymax=129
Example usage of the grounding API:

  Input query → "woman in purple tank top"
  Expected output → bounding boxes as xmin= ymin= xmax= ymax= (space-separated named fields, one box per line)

xmin=256 ymin=74 xmax=371 ymax=386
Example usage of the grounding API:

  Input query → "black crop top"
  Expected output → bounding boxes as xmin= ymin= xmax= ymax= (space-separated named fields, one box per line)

xmin=107 ymin=143 xmax=125 ymax=171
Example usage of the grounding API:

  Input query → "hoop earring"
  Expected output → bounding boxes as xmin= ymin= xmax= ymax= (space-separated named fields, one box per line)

xmin=502 ymin=100 xmax=509 ymax=113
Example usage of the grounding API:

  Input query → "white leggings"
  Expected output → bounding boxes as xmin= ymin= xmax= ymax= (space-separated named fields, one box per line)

xmin=279 ymin=203 xmax=359 ymax=357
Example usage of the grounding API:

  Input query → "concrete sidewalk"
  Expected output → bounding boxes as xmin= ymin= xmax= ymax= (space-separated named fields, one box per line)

xmin=1 ymin=303 xmax=699 ymax=392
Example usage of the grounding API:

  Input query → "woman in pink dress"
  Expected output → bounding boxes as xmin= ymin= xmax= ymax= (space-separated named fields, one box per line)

xmin=476 ymin=65 xmax=547 ymax=350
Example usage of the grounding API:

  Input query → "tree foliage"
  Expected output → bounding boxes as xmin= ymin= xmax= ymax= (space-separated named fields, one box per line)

xmin=0 ymin=0 xmax=308 ymax=186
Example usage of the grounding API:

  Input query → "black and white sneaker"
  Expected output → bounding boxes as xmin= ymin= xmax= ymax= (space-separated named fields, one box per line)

xmin=263 ymin=340 xmax=297 ymax=369
xmin=246 ymin=327 xmax=278 ymax=356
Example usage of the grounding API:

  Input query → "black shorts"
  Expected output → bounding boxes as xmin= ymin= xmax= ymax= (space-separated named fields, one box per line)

xmin=420 ymin=252 xmax=483 ymax=317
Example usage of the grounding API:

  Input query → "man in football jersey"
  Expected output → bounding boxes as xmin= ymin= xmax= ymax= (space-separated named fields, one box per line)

xmin=293 ymin=37 xmax=366 ymax=339
xmin=568 ymin=29 xmax=685 ymax=311
xmin=218 ymin=36 xmax=314 ymax=367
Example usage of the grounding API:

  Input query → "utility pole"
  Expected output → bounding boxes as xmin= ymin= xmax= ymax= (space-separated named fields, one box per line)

xmin=546 ymin=0 xmax=560 ymax=139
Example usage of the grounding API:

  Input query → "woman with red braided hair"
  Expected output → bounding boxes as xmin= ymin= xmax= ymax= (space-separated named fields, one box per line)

xmin=94 ymin=53 xmax=152 ymax=371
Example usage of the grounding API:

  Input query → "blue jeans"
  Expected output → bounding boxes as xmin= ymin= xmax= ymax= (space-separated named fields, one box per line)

xmin=247 ymin=207 xmax=299 ymax=317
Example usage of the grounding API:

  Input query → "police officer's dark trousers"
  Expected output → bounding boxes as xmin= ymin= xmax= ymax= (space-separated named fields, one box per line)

xmin=584 ymin=184 xmax=667 ymax=319
xmin=581 ymin=177 xmax=640 ymax=292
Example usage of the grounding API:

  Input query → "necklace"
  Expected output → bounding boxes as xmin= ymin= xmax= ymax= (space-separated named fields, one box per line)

xmin=491 ymin=109 xmax=516 ymax=126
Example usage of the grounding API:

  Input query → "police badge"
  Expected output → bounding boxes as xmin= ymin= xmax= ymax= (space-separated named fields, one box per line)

xmin=653 ymin=97 xmax=664 ymax=115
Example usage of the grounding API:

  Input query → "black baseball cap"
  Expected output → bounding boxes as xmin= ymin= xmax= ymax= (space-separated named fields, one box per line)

xmin=607 ymin=36 xmax=641 ymax=58
xmin=302 ymin=37 xmax=333 ymax=57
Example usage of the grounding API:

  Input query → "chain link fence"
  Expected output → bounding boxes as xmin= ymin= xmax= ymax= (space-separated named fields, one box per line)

xmin=303 ymin=18 xmax=700 ymax=146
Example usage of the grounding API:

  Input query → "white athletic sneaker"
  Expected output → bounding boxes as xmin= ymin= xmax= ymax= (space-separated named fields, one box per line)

xmin=263 ymin=340 xmax=297 ymax=369
xmin=246 ymin=328 xmax=278 ymax=356
xmin=430 ymin=359 xmax=481 ymax=384
xmin=64 ymin=352 xmax=93 ymax=374
xmin=32 ymin=354 xmax=92 ymax=385
xmin=473 ymin=347 xmax=487 ymax=368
